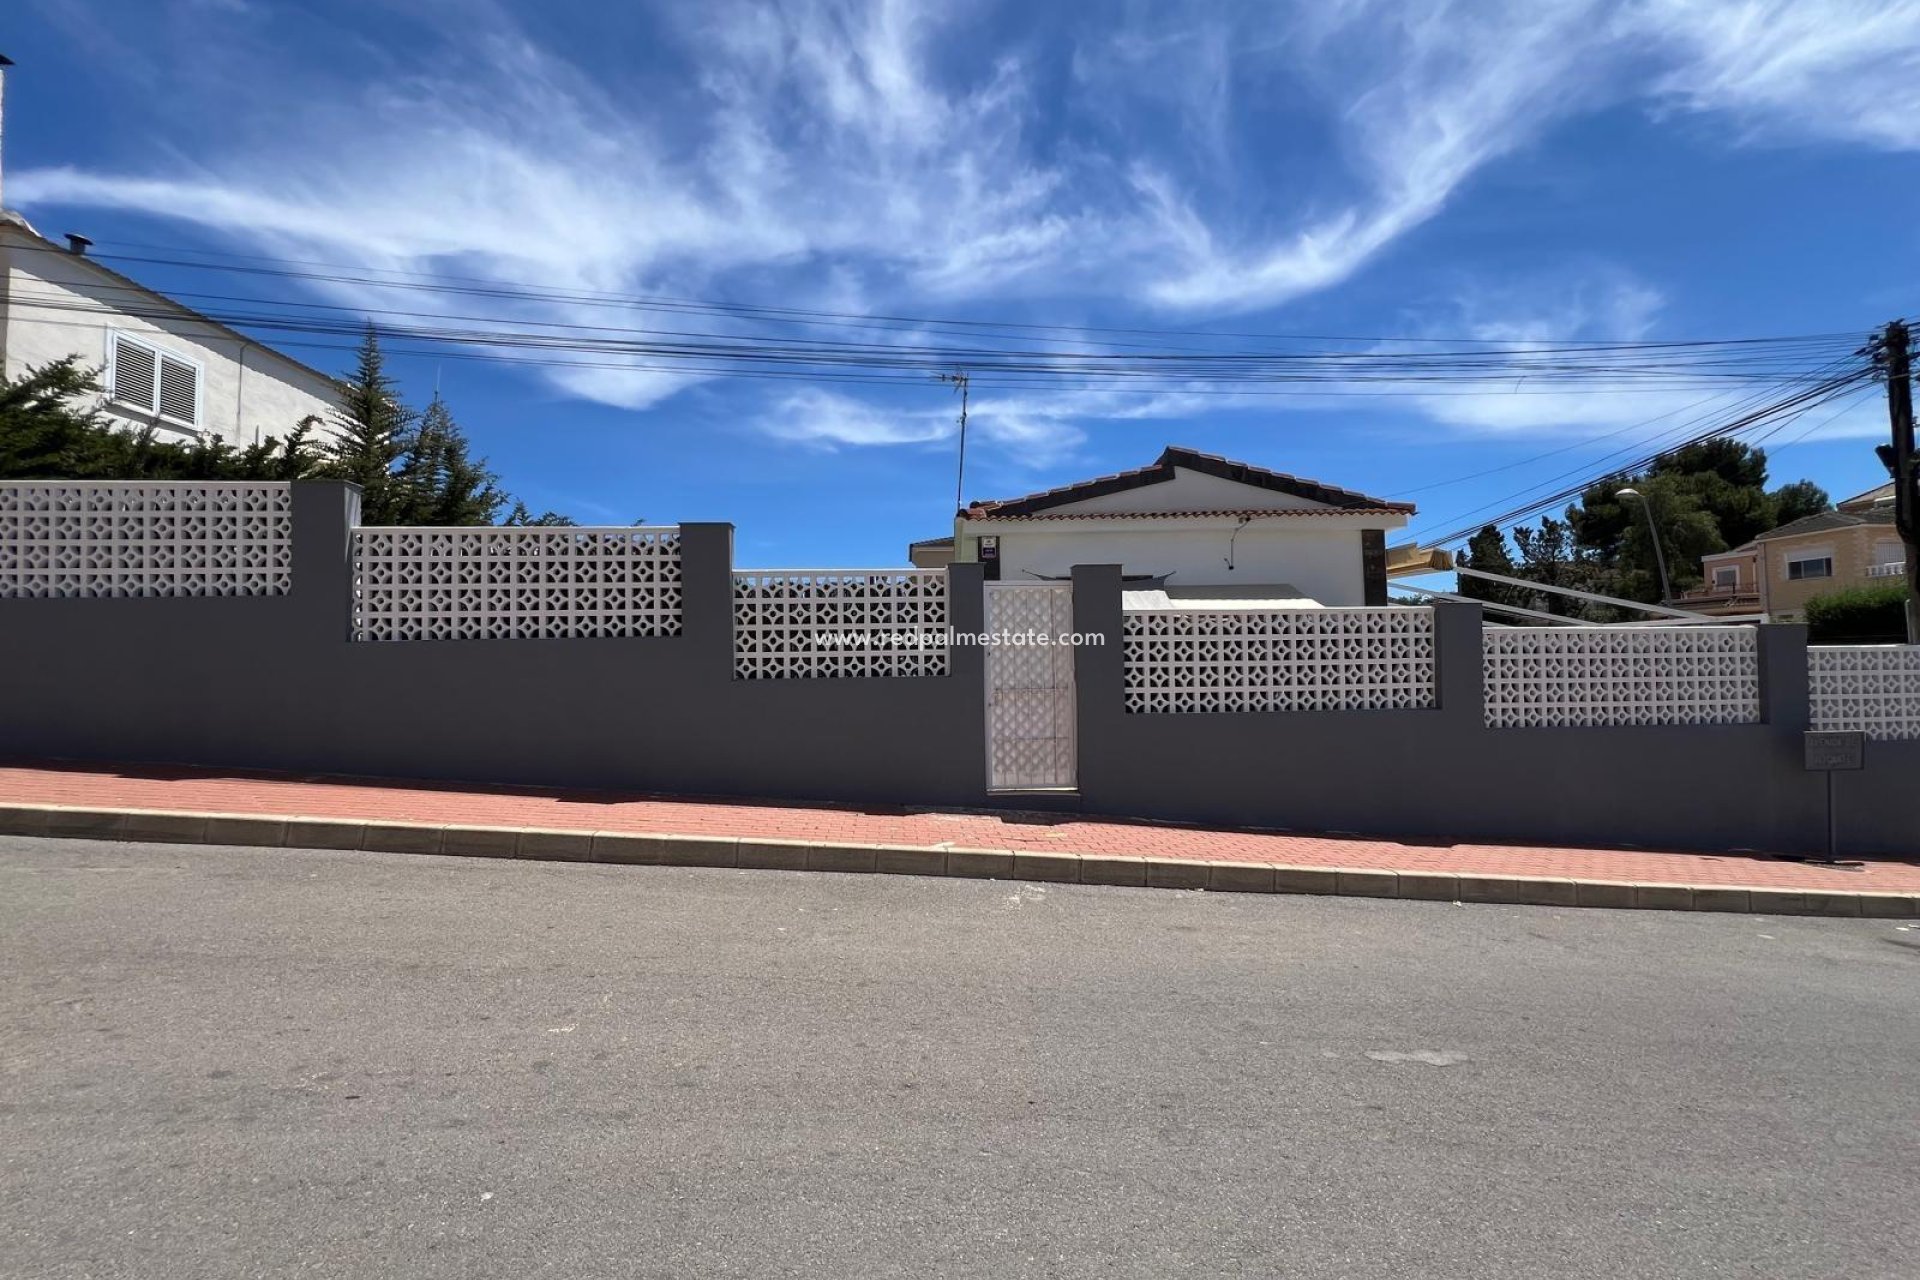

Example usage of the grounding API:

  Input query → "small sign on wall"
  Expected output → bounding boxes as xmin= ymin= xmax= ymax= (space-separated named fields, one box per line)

xmin=1803 ymin=730 xmax=1865 ymax=772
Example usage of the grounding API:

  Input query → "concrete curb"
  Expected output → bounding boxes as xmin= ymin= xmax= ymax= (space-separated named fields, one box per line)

xmin=1 ymin=802 xmax=1913 ymax=919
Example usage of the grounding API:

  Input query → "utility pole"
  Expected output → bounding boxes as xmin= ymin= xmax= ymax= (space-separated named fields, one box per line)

xmin=1872 ymin=320 xmax=1919 ymax=643
xmin=937 ymin=370 xmax=970 ymax=512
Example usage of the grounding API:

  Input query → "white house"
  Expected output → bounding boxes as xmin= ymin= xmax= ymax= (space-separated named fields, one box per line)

xmin=0 ymin=55 xmax=340 ymax=449
xmin=913 ymin=446 xmax=1414 ymax=607
xmin=0 ymin=213 xmax=343 ymax=449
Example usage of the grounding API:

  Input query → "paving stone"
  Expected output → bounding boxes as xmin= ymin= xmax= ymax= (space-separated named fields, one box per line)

xmin=515 ymin=828 xmax=595 ymax=861
xmin=804 ymin=842 xmax=878 ymax=874
xmin=1145 ymin=858 xmax=1209 ymax=890
xmin=199 ymin=816 xmax=289 ymax=848
xmin=117 ymin=811 xmax=211 ymax=845
xmin=281 ymin=819 xmax=367 ymax=851
xmin=1078 ymin=855 xmax=1147 ymax=887
xmin=359 ymin=824 xmax=444 ymax=856
xmin=654 ymin=834 xmax=739 ymax=868
xmin=1009 ymin=851 xmax=1078 ymax=883
xmin=947 ymin=848 xmax=1014 ymax=879
xmin=1205 ymin=861 xmax=1276 ymax=893
xmin=1574 ymin=881 xmax=1637 ymax=909
xmin=1271 ymin=866 xmax=1340 ymax=895
xmin=735 ymin=840 xmax=810 ymax=871
xmin=1633 ymin=884 xmax=1694 ymax=911
xmin=438 ymin=825 xmax=523 ymax=859
xmin=1335 ymin=868 xmax=1398 ymax=898
xmin=1688 ymin=886 xmax=1752 ymax=913
xmin=1394 ymin=872 xmax=1459 ymax=902
xmin=41 ymin=809 xmax=129 ymax=840
xmin=0 ymin=805 xmax=52 ymax=835
xmin=875 ymin=845 xmax=947 ymax=876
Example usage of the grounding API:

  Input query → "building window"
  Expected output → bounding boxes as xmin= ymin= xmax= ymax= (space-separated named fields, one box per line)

xmin=1785 ymin=556 xmax=1832 ymax=581
xmin=1712 ymin=566 xmax=1738 ymax=589
xmin=109 ymin=333 xmax=200 ymax=429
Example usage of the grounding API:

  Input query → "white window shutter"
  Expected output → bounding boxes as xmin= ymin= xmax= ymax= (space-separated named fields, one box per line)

xmin=112 ymin=337 xmax=157 ymax=412
xmin=157 ymin=356 xmax=199 ymax=425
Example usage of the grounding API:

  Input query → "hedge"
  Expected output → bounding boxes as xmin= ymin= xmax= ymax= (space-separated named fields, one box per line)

xmin=1805 ymin=584 xmax=1910 ymax=644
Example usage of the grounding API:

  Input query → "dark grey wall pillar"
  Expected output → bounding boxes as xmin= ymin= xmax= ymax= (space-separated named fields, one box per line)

xmin=676 ymin=522 xmax=736 ymax=684
xmin=1758 ymin=623 xmax=1811 ymax=734
xmin=1070 ymin=563 xmax=1126 ymax=792
xmin=288 ymin=480 xmax=360 ymax=640
xmin=945 ymin=561 xmax=986 ymax=688
xmin=1432 ymin=602 xmax=1484 ymax=727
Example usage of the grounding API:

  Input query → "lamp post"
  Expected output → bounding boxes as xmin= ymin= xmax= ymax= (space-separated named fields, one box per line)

xmin=1618 ymin=487 xmax=1672 ymax=604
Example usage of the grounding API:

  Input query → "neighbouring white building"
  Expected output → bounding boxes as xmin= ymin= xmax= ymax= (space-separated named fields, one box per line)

xmin=911 ymin=446 xmax=1415 ymax=607
xmin=0 ymin=57 xmax=341 ymax=448
xmin=0 ymin=213 xmax=344 ymax=449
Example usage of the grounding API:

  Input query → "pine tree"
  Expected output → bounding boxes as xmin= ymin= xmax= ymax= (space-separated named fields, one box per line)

xmin=1458 ymin=525 xmax=1522 ymax=610
xmin=398 ymin=395 xmax=505 ymax=525
xmin=324 ymin=327 xmax=415 ymax=524
xmin=502 ymin=500 xmax=579 ymax=527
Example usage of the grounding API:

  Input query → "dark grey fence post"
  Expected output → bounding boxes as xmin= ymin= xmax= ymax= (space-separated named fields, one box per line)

xmin=1758 ymin=622 xmax=1811 ymax=734
xmin=288 ymin=480 xmax=360 ymax=641
xmin=946 ymin=560 xmax=986 ymax=689
xmin=1071 ymin=563 xmax=1126 ymax=792
xmin=676 ymin=522 xmax=736 ymax=683
xmin=1431 ymin=601 xmax=1485 ymax=730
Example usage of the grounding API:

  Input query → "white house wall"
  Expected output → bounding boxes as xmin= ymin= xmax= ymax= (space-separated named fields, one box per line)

xmin=1 ymin=232 xmax=340 ymax=448
xmin=991 ymin=525 xmax=1370 ymax=603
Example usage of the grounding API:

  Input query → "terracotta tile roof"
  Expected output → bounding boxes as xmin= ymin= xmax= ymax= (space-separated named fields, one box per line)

xmin=961 ymin=446 xmax=1413 ymax=518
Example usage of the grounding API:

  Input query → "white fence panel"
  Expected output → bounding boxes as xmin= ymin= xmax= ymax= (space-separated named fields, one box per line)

xmin=1483 ymin=626 xmax=1759 ymax=728
xmin=1123 ymin=607 xmax=1435 ymax=713
xmin=1809 ymin=645 xmax=1920 ymax=740
xmin=352 ymin=527 xmax=683 ymax=641
xmin=0 ymin=481 xmax=292 ymax=598
xmin=733 ymin=569 xmax=949 ymax=679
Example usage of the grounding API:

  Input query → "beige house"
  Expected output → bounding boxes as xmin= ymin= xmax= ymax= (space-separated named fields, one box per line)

xmin=1678 ymin=483 xmax=1904 ymax=621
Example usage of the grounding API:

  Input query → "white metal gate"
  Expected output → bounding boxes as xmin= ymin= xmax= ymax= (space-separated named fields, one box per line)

xmin=984 ymin=581 xmax=1077 ymax=792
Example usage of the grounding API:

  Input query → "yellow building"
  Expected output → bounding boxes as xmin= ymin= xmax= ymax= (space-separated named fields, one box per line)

xmin=1678 ymin=483 xmax=1904 ymax=621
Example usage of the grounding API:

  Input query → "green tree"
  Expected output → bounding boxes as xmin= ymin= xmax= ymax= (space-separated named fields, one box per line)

xmin=502 ymin=501 xmax=579 ymax=527
xmin=395 ymin=395 xmax=506 ymax=525
xmin=1770 ymin=479 xmax=1831 ymax=528
xmin=1539 ymin=441 xmax=1832 ymax=606
xmin=323 ymin=326 xmax=415 ymax=524
xmin=1456 ymin=525 xmax=1523 ymax=611
xmin=0 ymin=345 xmax=561 ymax=526
xmin=0 ymin=357 xmax=318 ymax=482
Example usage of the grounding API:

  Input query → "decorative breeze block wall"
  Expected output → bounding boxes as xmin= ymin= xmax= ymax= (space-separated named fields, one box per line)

xmin=1809 ymin=645 xmax=1920 ymax=740
xmin=0 ymin=481 xmax=293 ymax=598
xmin=352 ymin=527 xmax=683 ymax=641
xmin=1482 ymin=626 xmax=1760 ymax=728
xmin=1123 ymin=608 xmax=1436 ymax=713
xmin=733 ymin=570 xmax=949 ymax=678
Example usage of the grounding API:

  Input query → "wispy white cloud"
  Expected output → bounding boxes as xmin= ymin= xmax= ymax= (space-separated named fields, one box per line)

xmin=1634 ymin=0 xmax=1920 ymax=149
xmin=12 ymin=0 xmax=1920 ymax=449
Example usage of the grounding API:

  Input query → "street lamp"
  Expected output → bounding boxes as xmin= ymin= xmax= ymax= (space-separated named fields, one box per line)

xmin=1617 ymin=487 xmax=1672 ymax=603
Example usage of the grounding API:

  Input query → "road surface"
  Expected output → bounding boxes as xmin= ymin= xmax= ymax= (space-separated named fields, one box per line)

xmin=2 ymin=835 xmax=1916 ymax=1278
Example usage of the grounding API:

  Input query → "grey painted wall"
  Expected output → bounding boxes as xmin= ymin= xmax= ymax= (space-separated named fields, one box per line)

xmin=1 ymin=482 xmax=1912 ymax=858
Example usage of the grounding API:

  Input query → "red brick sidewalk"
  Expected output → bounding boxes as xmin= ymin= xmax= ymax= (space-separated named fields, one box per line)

xmin=3 ymin=759 xmax=1916 ymax=897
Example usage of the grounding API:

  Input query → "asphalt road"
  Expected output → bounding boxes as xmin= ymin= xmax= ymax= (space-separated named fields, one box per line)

xmin=2 ymin=835 xmax=1916 ymax=1279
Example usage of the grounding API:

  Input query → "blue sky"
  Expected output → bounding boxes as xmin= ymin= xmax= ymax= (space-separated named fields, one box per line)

xmin=6 ymin=0 xmax=1919 ymax=565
